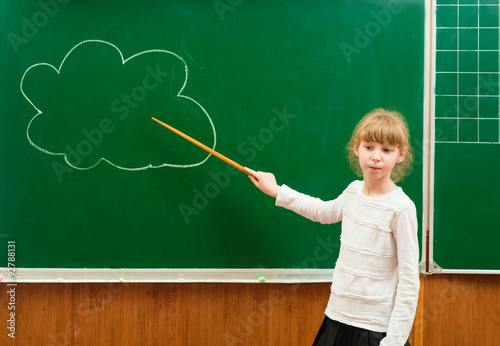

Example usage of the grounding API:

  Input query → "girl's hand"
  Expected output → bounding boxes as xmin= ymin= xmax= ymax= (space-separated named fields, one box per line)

xmin=245 ymin=167 xmax=281 ymax=198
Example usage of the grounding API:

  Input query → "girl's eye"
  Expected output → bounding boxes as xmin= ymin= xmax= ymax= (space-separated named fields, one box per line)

xmin=383 ymin=148 xmax=392 ymax=153
xmin=365 ymin=146 xmax=372 ymax=150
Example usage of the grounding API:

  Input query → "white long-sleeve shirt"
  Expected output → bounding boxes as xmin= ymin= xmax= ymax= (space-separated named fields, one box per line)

xmin=276 ymin=180 xmax=419 ymax=346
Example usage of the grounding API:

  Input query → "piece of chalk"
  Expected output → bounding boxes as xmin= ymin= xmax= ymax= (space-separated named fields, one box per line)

xmin=0 ymin=274 xmax=4 ymax=282
xmin=119 ymin=278 xmax=124 ymax=282
xmin=258 ymin=275 xmax=266 ymax=283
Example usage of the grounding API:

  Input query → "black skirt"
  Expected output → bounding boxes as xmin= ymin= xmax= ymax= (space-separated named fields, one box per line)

xmin=312 ymin=316 xmax=411 ymax=346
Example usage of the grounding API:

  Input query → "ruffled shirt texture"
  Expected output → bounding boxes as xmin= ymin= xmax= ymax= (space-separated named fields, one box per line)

xmin=276 ymin=180 xmax=419 ymax=346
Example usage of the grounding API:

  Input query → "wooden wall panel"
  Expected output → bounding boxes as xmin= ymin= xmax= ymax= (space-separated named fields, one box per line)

xmin=420 ymin=274 xmax=500 ymax=346
xmin=1 ymin=275 xmax=498 ymax=345
xmin=0 ymin=282 xmax=330 ymax=345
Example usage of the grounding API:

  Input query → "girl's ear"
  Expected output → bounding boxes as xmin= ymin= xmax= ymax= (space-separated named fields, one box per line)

xmin=397 ymin=146 xmax=408 ymax=163
xmin=353 ymin=139 xmax=360 ymax=157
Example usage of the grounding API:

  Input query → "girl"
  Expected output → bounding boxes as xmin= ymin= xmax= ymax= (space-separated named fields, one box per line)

xmin=245 ymin=108 xmax=419 ymax=346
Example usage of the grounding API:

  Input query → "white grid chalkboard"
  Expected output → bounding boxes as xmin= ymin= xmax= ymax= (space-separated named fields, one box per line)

xmin=435 ymin=0 xmax=500 ymax=143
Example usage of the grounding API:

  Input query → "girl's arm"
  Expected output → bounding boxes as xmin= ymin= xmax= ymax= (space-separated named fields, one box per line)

xmin=245 ymin=167 xmax=344 ymax=224
xmin=381 ymin=205 xmax=420 ymax=346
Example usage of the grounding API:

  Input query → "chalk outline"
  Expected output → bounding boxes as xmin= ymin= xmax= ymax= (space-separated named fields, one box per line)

xmin=20 ymin=39 xmax=217 ymax=171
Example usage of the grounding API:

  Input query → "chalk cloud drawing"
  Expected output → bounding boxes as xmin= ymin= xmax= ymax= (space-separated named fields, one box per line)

xmin=20 ymin=39 xmax=216 ymax=171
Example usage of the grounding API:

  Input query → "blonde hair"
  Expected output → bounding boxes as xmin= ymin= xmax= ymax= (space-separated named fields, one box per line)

xmin=346 ymin=108 xmax=413 ymax=183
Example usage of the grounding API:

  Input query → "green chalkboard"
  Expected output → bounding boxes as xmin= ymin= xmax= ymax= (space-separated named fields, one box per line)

xmin=433 ymin=2 xmax=500 ymax=271
xmin=1 ymin=0 xmax=424 ymax=270
xmin=433 ymin=146 xmax=500 ymax=271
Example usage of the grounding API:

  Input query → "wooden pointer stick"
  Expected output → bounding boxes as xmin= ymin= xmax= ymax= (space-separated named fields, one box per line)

xmin=151 ymin=117 xmax=249 ymax=175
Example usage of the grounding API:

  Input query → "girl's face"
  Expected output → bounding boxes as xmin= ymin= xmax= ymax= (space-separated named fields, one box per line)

xmin=354 ymin=141 xmax=407 ymax=182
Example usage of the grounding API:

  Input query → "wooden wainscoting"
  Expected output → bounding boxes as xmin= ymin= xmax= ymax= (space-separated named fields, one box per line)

xmin=1 ymin=274 xmax=499 ymax=345
xmin=0 ymin=282 xmax=329 ymax=345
